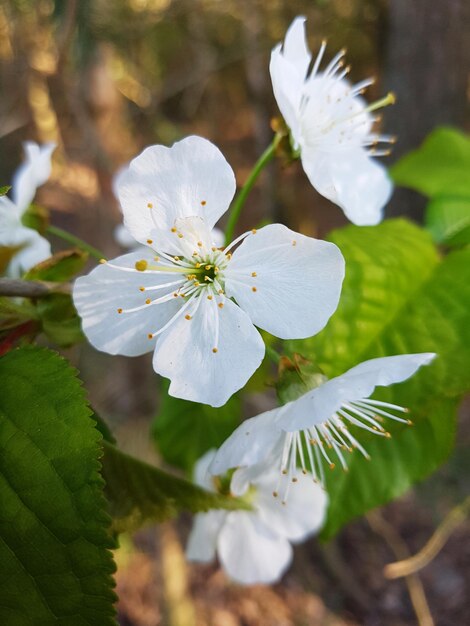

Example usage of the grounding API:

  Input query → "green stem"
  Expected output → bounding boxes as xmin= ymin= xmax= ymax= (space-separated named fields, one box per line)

xmin=224 ymin=135 xmax=280 ymax=246
xmin=47 ymin=225 xmax=106 ymax=262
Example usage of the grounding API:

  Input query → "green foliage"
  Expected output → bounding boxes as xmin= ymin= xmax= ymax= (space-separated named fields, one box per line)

xmin=24 ymin=249 xmax=89 ymax=282
xmin=0 ymin=185 xmax=11 ymax=196
xmin=36 ymin=294 xmax=84 ymax=347
xmin=153 ymin=382 xmax=241 ymax=473
xmin=425 ymin=196 xmax=470 ymax=246
xmin=392 ymin=127 xmax=470 ymax=246
xmin=102 ymin=440 xmax=250 ymax=534
xmin=0 ymin=346 xmax=116 ymax=625
xmin=288 ymin=219 xmax=470 ymax=537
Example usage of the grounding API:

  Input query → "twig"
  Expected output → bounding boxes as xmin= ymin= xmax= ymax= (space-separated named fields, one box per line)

xmin=385 ymin=496 xmax=470 ymax=579
xmin=0 ymin=278 xmax=70 ymax=298
xmin=367 ymin=511 xmax=435 ymax=626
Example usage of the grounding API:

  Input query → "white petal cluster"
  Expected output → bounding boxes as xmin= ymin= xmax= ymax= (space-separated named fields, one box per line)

xmin=73 ymin=136 xmax=345 ymax=407
xmin=211 ymin=354 xmax=436 ymax=501
xmin=270 ymin=17 xmax=394 ymax=225
xmin=0 ymin=142 xmax=55 ymax=277
xmin=186 ymin=449 xmax=327 ymax=585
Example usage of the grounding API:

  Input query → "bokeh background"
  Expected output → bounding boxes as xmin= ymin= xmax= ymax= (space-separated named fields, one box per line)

xmin=1 ymin=1 xmax=469 ymax=625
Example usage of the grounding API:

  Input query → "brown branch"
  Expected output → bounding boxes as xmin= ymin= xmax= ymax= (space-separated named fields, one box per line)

xmin=0 ymin=278 xmax=70 ymax=298
xmin=384 ymin=496 xmax=470 ymax=579
xmin=367 ymin=511 xmax=435 ymax=626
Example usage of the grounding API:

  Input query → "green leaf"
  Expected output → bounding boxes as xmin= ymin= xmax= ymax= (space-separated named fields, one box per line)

xmin=0 ymin=185 xmax=11 ymax=196
xmin=153 ymin=382 xmax=241 ymax=473
xmin=24 ymin=249 xmax=89 ymax=282
xmin=37 ymin=294 xmax=84 ymax=347
xmin=0 ymin=297 xmax=37 ymax=331
xmin=102 ymin=441 xmax=250 ymax=534
xmin=425 ymin=195 xmax=470 ymax=246
xmin=391 ymin=127 xmax=470 ymax=197
xmin=0 ymin=346 xmax=116 ymax=625
xmin=289 ymin=219 xmax=470 ymax=536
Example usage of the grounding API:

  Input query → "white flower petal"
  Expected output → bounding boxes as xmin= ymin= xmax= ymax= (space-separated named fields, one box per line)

xmin=73 ymin=251 xmax=181 ymax=357
xmin=5 ymin=227 xmax=51 ymax=277
xmin=225 ymin=224 xmax=345 ymax=339
xmin=12 ymin=142 xmax=55 ymax=214
xmin=279 ymin=353 xmax=436 ymax=432
xmin=270 ymin=45 xmax=304 ymax=148
xmin=186 ymin=511 xmax=227 ymax=563
xmin=152 ymin=296 xmax=265 ymax=407
xmin=210 ymin=408 xmax=284 ymax=476
xmin=301 ymin=149 xmax=392 ymax=226
xmin=194 ymin=449 xmax=218 ymax=491
xmin=282 ymin=16 xmax=311 ymax=72
xmin=255 ymin=466 xmax=327 ymax=542
xmin=116 ymin=136 xmax=236 ymax=247
xmin=218 ymin=511 xmax=292 ymax=585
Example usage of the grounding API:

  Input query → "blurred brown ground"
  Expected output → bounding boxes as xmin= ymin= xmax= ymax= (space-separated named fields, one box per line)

xmin=1 ymin=1 xmax=469 ymax=625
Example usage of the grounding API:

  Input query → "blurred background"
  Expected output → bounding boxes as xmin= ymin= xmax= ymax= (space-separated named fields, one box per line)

xmin=1 ymin=1 xmax=469 ymax=624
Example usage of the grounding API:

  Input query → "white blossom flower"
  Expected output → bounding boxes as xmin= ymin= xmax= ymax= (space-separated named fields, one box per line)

xmin=270 ymin=16 xmax=394 ymax=225
xmin=0 ymin=142 xmax=55 ymax=277
xmin=211 ymin=353 xmax=436 ymax=501
xmin=73 ymin=136 xmax=345 ymax=407
xmin=186 ymin=449 xmax=327 ymax=585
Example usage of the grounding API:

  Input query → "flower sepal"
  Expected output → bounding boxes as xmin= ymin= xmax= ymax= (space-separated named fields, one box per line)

xmin=276 ymin=353 xmax=328 ymax=404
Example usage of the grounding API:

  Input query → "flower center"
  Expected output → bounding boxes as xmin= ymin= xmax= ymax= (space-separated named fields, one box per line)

xmin=273 ymin=397 xmax=411 ymax=504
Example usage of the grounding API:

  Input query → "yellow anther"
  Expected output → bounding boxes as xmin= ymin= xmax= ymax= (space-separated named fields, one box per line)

xmin=185 ymin=314 xmax=192 ymax=320
xmin=329 ymin=463 xmax=336 ymax=470
xmin=171 ymin=227 xmax=177 ymax=233
xmin=145 ymin=298 xmax=151 ymax=304
xmin=218 ymin=303 xmax=224 ymax=308
xmin=194 ymin=281 xmax=200 ymax=287
xmin=207 ymin=295 xmax=213 ymax=300
xmin=292 ymin=240 xmax=297 ymax=246
xmin=177 ymin=233 xmax=184 ymax=239
xmin=154 ymin=256 xmax=160 ymax=261
xmin=99 ymin=258 xmax=107 ymax=264
xmin=252 ymin=286 xmax=257 ymax=292
xmin=218 ymin=289 xmax=224 ymax=295
xmin=147 ymin=202 xmax=153 ymax=208
xmin=212 ymin=347 xmax=218 ymax=353
xmin=214 ymin=266 xmax=219 ymax=273
xmin=117 ymin=308 xmax=123 ymax=314
xmin=197 ymin=241 xmax=203 ymax=247
xmin=173 ymin=292 xmax=179 ymax=298
xmin=251 ymin=271 xmax=257 ymax=277
xmin=211 ymin=247 xmax=217 ymax=252
xmin=147 ymin=239 xmax=153 ymax=244
xmin=204 ymin=276 xmax=211 ymax=281
xmin=251 ymin=228 xmax=257 ymax=234
xmin=205 ymin=265 xmax=212 ymax=270
xmin=147 ymin=333 xmax=153 ymax=339
xmin=173 ymin=256 xmax=180 ymax=261
xmin=292 ymin=477 xmax=298 ymax=483
xmin=135 ymin=260 xmax=148 ymax=271
xmin=201 ymin=200 xmax=207 ymax=206
xmin=272 ymin=491 xmax=278 ymax=498
xmin=139 ymin=287 xmax=145 ymax=292
xmin=226 ymin=252 xmax=232 ymax=259
xmin=195 ymin=263 xmax=202 ymax=269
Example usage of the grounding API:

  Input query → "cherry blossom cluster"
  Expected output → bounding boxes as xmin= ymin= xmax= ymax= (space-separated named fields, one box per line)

xmin=2 ymin=17 xmax=437 ymax=586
